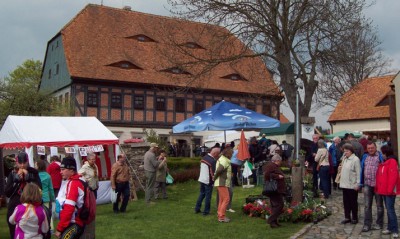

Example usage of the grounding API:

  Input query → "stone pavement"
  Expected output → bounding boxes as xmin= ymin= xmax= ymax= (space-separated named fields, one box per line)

xmin=292 ymin=189 xmax=400 ymax=239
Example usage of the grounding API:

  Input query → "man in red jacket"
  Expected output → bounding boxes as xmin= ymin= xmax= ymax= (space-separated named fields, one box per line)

xmin=55 ymin=157 xmax=85 ymax=239
xmin=47 ymin=155 xmax=62 ymax=197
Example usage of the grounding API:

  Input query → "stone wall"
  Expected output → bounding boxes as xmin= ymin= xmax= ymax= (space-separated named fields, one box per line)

xmin=120 ymin=143 xmax=149 ymax=193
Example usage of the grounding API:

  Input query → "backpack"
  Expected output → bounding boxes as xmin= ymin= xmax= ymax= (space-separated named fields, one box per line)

xmin=41 ymin=204 xmax=52 ymax=239
xmin=76 ymin=179 xmax=96 ymax=224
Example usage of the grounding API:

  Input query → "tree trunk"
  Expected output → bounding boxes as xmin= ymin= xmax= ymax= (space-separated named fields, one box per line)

xmin=291 ymin=166 xmax=303 ymax=204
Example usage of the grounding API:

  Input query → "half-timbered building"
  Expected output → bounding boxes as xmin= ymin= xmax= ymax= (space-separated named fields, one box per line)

xmin=39 ymin=4 xmax=282 ymax=146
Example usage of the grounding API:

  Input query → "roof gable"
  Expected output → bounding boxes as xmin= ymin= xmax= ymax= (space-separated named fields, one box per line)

xmin=328 ymin=75 xmax=395 ymax=122
xmin=59 ymin=4 xmax=280 ymax=96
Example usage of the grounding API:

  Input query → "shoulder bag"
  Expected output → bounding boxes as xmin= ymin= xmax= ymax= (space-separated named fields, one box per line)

xmin=335 ymin=159 xmax=345 ymax=184
xmin=262 ymin=178 xmax=278 ymax=196
xmin=316 ymin=151 xmax=327 ymax=171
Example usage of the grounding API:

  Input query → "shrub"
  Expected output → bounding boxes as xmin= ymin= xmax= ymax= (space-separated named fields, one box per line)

xmin=168 ymin=157 xmax=200 ymax=171
xmin=171 ymin=168 xmax=200 ymax=183
xmin=168 ymin=157 xmax=201 ymax=183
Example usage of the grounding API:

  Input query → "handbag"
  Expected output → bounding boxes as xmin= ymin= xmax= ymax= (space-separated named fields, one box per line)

xmin=316 ymin=151 xmax=327 ymax=171
xmin=262 ymin=179 xmax=278 ymax=196
xmin=166 ymin=173 xmax=174 ymax=184
xmin=335 ymin=160 xmax=344 ymax=184
xmin=110 ymin=189 xmax=118 ymax=203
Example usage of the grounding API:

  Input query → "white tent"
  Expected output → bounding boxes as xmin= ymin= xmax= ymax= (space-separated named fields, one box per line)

xmin=0 ymin=115 xmax=118 ymax=148
xmin=204 ymin=130 xmax=260 ymax=146
xmin=0 ymin=116 xmax=119 ymax=205
xmin=0 ymin=115 xmax=119 ymax=167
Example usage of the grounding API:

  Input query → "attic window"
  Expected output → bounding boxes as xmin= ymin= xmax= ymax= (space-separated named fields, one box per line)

xmin=108 ymin=61 xmax=142 ymax=70
xmin=126 ymin=34 xmax=156 ymax=42
xmin=183 ymin=42 xmax=205 ymax=49
xmin=161 ymin=67 xmax=191 ymax=75
xmin=221 ymin=74 xmax=247 ymax=81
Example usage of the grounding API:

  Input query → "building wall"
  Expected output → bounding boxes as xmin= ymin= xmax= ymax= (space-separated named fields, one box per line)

xmin=73 ymin=83 xmax=280 ymax=128
xmin=331 ymin=119 xmax=390 ymax=133
xmin=40 ymin=36 xmax=72 ymax=93
xmin=393 ymin=73 xmax=400 ymax=156
xmin=53 ymin=87 xmax=71 ymax=105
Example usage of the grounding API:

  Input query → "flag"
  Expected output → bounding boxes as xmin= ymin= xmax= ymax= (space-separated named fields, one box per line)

xmin=237 ymin=130 xmax=250 ymax=160
xmin=242 ymin=160 xmax=253 ymax=178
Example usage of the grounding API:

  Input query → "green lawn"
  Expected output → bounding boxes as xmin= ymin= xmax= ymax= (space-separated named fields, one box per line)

xmin=0 ymin=181 xmax=307 ymax=239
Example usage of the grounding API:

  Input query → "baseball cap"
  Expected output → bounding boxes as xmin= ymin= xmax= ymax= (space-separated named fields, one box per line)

xmin=150 ymin=143 xmax=159 ymax=148
xmin=17 ymin=152 xmax=29 ymax=163
xmin=60 ymin=157 xmax=77 ymax=170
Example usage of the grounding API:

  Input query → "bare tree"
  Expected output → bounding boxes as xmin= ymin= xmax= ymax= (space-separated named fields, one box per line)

xmin=167 ymin=0 xmax=389 ymax=117
xmin=316 ymin=20 xmax=390 ymax=108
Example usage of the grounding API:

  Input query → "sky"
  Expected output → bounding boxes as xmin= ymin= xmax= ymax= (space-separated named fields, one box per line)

xmin=0 ymin=0 xmax=399 ymax=129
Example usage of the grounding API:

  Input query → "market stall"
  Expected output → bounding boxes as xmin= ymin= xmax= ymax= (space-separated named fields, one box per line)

xmin=0 ymin=115 xmax=119 ymax=204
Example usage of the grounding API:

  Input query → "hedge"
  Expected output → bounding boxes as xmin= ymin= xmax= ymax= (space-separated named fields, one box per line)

xmin=168 ymin=157 xmax=201 ymax=183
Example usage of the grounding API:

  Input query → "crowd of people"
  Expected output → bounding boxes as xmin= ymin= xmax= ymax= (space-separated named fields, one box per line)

xmin=192 ymin=132 xmax=399 ymax=238
xmin=306 ymin=133 xmax=398 ymax=238
xmin=193 ymin=136 xmax=293 ymax=224
xmin=3 ymin=132 xmax=398 ymax=237
xmin=4 ymin=151 xmax=102 ymax=239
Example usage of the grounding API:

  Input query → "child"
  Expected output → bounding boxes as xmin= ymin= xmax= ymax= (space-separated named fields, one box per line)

xmin=9 ymin=182 xmax=49 ymax=239
xmin=154 ymin=150 xmax=168 ymax=199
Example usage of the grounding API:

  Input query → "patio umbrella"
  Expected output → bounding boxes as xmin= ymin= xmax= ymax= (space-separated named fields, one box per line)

xmin=172 ymin=100 xmax=280 ymax=139
xmin=325 ymin=130 xmax=362 ymax=140
xmin=237 ymin=130 xmax=250 ymax=160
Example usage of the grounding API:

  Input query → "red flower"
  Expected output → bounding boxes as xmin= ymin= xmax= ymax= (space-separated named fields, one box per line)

xmin=301 ymin=209 xmax=313 ymax=215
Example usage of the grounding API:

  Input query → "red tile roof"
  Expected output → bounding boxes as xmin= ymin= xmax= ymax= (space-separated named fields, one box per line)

xmin=280 ymin=113 xmax=290 ymax=123
xmin=328 ymin=75 xmax=395 ymax=122
xmin=60 ymin=4 xmax=280 ymax=96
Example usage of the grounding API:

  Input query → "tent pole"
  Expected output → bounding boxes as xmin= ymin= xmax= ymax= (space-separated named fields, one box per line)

xmin=224 ymin=130 xmax=226 ymax=143
xmin=0 ymin=148 xmax=4 ymax=196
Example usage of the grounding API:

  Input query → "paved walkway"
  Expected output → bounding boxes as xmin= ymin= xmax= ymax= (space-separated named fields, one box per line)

xmin=293 ymin=189 xmax=399 ymax=239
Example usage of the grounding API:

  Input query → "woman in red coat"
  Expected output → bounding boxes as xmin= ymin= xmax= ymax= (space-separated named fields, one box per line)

xmin=375 ymin=145 xmax=399 ymax=238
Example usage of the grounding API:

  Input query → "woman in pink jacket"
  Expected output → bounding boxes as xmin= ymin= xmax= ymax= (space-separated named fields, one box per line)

xmin=375 ymin=145 xmax=400 ymax=238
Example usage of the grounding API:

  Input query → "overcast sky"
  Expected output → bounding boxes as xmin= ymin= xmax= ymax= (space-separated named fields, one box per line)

xmin=0 ymin=0 xmax=398 ymax=129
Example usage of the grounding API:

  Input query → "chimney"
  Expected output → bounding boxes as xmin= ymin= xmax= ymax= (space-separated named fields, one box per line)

xmin=122 ymin=6 xmax=132 ymax=11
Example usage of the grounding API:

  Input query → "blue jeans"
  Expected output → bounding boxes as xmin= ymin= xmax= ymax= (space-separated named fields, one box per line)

xmin=195 ymin=183 xmax=213 ymax=214
xmin=318 ymin=166 xmax=330 ymax=198
xmin=363 ymin=185 xmax=384 ymax=227
xmin=312 ymin=163 xmax=319 ymax=195
xmin=113 ymin=181 xmax=130 ymax=212
xmin=384 ymin=195 xmax=398 ymax=233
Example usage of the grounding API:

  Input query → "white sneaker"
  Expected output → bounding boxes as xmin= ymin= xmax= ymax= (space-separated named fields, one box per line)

xmin=227 ymin=209 xmax=235 ymax=213
xmin=393 ymin=233 xmax=399 ymax=238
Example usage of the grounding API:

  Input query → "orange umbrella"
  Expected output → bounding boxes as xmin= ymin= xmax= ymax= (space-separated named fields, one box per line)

xmin=237 ymin=130 xmax=250 ymax=160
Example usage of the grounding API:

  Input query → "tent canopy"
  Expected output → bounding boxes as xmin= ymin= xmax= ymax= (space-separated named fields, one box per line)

xmin=324 ymin=130 xmax=362 ymax=140
xmin=173 ymin=100 xmax=280 ymax=133
xmin=260 ymin=123 xmax=294 ymax=136
xmin=0 ymin=116 xmax=119 ymax=148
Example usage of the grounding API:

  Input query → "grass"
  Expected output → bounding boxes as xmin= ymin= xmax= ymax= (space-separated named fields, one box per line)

xmin=0 ymin=181 xmax=306 ymax=239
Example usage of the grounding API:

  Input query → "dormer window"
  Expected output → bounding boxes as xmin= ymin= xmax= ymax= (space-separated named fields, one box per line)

xmin=126 ymin=34 xmax=156 ymax=42
xmin=161 ymin=67 xmax=191 ymax=75
xmin=107 ymin=61 xmax=143 ymax=70
xmin=221 ymin=74 xmax=247 ymax=81
xmin=182 ymin=42 xmax=205 ymax=49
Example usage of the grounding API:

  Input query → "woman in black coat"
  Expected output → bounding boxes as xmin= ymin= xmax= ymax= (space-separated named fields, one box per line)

xmin=5 ymin=152 xmax=42 ymax=239
xmin=263 ymin=154 xmax=286 ymax=228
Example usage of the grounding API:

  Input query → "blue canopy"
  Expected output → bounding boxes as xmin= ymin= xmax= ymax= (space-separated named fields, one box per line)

xmin=173 ymin=100 xmax=280 ymax=133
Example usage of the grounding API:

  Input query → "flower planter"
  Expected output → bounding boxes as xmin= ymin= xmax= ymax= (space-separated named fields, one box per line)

xmin=245 ymin=195 xmax=268 ymax=204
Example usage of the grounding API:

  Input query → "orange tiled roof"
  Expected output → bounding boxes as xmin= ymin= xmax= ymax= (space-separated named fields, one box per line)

xmin=328 ymin=75 xmax=395 ymax=122
xmin=60 ymin=4 xmax=280 ymax=96
xmin=280 ymin=113 xmax=290 ymax=123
